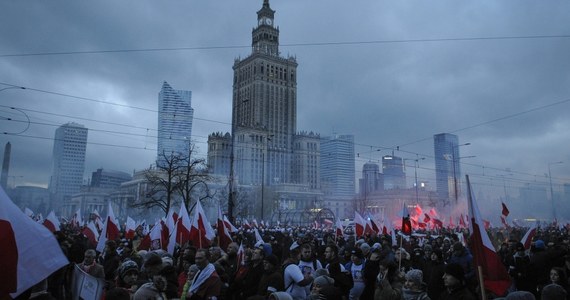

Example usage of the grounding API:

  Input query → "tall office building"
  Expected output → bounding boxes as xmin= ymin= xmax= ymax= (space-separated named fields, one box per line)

xmin=292 ymin=131 xmax=320 ymax=189
xmin=157 ymin=81 xmax=194 ymax=164
xmin=50 ymin=122 xmax=88 ymax=212
xmin=90 ymin=168 xmax=132 ymax=189
xmin=320 ymin=134 xmax=355 ymax=199
xmin=232 ymin=0 xmax=298 ymax=186
xmin=433 ymin=133 xmax=461 ymax=204
xmin=382 ymin=155 xmax=406 ymax=190
xmin=360 ymin=162 xmax=383 ymax=196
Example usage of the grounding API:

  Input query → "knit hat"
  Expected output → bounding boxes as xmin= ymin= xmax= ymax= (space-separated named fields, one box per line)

xmin=313 ymin=275 xmax=335 ymax=287
xmin=360 ymin=243 xmax=371 ymax=253
xmin=289 ymin=241 xmax=300 ymax=251
xmin=405 ymin=269 xmax=424 ymax=286
xmin=445 ymin=263 xmax=465 ymax=281
xmin=263 ymin=254 xmax=279 ymax=267
xmin=505 ymin=290 xmax=536 ymax=300
xmin=261 ymin=243 xmax=273 ymax=256
xmin=534 ymin=240 xmax=545 ymax=250
xmin=542 ymin=283 xmax=567 ymax=300
xmin=372 ymin=243 xmax=382 ymax=251
xmin=118 ymin=260 xmax=139 ymax=279
xmin=270 ymin=291 xmax=293 ymax=300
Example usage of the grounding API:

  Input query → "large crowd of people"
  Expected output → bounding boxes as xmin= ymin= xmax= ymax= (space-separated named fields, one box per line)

xmin=14 ymin=222 xmax=570 ymax=300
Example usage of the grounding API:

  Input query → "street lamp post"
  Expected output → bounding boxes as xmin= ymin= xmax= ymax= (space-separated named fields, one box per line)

xmin=404 ymin=157 xmax=425 ymax=204
xmin=548 ymin=161 xmax=563 ymax=221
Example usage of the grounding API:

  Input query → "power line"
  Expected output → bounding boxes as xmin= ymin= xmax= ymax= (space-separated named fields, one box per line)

xmin=1 ymin=34 xmax=569 ymax=58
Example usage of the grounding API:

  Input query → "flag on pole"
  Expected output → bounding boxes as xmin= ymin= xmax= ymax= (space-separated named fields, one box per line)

xmin=401 ymin=204 xmax=412 ymax=235
xmin=82 ymin=221 xmax=99 ymax=247
xmin=125 ymin=216 xmax=137 ymax=240
xmin=423 ymin=213 xmax=431 ymax=223
xmin=189 ymin=200 xmax=215 ymax=248
xmin=253 ymin=228 xmax=265 ymax=247
xmin=43 ymin=211 xmax=61 ymax=233
xmin=354 ymin=211 xmax=367 ymax=237
xmin=96 ymin=202 xmax=121 ymax=252
xmin=520 ymin=222 xmax=538 ymax=250
xmin=466 ymin=175 xmax=511 ymax=297
xmin=176 ymin=202 xmax=192 ymax=245
xmin=414 ymin=205 xmax=422 ymax=217
xmin=242 ymin=219 xmax=251 ymax=230
xmin=369 ymin=218 xmax=380 ymax=234
xmin=223 ymin=215 xmax=238 ymax=233
xmin=501 ymin=202 xmax=510 ymax=217
xmin=459 ymin=213 xmax=467 ymax=228
xmin=217 ymin=206 xmax=233 ymax=250
xmin=236 ymin=243 xmax=245 ymax=267
xmin=0 ymin=186 xmax=69 ymax=298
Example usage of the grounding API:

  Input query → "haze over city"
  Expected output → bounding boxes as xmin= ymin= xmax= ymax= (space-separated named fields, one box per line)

xmin=1 ymin=0 xmax=570 ymax=222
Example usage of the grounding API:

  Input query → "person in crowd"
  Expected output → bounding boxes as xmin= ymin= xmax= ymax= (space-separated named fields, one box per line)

xmin=137 ymin=253 xmax=164 ymax=286
xmin=78 ymin=249 xmax=105 ymax=279
xmin=309 ymin=275 xmax=336 ymax=300
xmin=240 ymin=245 xmax=266 ymax=299
xmin=423 ymin=249 xmax=445 ymax=299
xmin=248 ymin=254 xmax=285 ymax=299
xmin=181 ymin=248 xmax=222 ymax=300
xmin=395 ymin=247 xmax=412 ymax=274
xmin=541 ymin=283 xmax=568 ymax=300
xmin=438 ymin=263 xmax=476 ymax=300
xmin=283 ymin=242 xmax=314 ymax=300
xmin=324 ymin=243 xmax=352 ymax=299
xmin=374 ymin=259 xmax=403 ymax=300
xmin=101 ymin=240 xmax=122 ymax=284
xmin=114 ymin=260 xmax=140 ymax=296
xmin=509 ymin=242 xmax=533 ymax=293
xmin=133 ymin=265 xmax=170 ymax=300
xmin=298 ymin=243 xmax=323 ymax=296
xmin=549 ymin=266 xmax=570 ymax=296
xmin=401 ymin=269 xmax=430 ymax=300
xmin=529 ymin=239 xmax=552 ymax=295
xmin=345 ymin=248 xmax=366 ymax=300
xmin=179 ymin=264 xmax=200 ymax=298
xmin=361 ymin=249 xmax=381 ymax=299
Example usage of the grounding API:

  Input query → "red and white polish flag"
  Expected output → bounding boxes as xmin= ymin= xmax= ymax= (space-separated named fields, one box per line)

xmin=189 ymin=200 xmax=215 ymax=248
xmin=520 ymin=222 xmax=538 ymax=250
xmin=96 ymin=202 xmax=121 ymax=252
xmin=0 ymin=186 xmax=69 ymax=298
xmin=43 ymin=210 xmax=61 ymax=233
xmin=223 ymin=215 xmax=238 ymax=233
xmin=354 ymin=211 xmax=367 ymax=237
xmin=466 ymin=175 xmax=511 ymax=297
xmin=335 ymin=218 xmax=344 ymax=238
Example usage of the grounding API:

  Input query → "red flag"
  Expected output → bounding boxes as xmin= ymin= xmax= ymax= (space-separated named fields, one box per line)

xmin=354 ymin=212 xmax=367 ymax=237
xmin=467 ymin=175 xmax=511 ymax=297
xmin=43 ymin=211 xmax=60 ymax=233
xmin=520 ymin=223 xmax=538 ymax=250
xmin=189 ymin=200 xmax=215 ymax=248
xmin=370 ymin=219 xmax=380 ymax=234
xmin=223 ymin=215 xmax=238 ymax=233
xmin=449 ymin=216 xmax=455 ymax=228
xmin=0 ymin=187 xmax=69 ymax=298
xmin=423 ymin=213 xmax=431 ymax=223
xmin=125 ymin=216 xmax=137 ymax=240
xmin=401 ymin=204 xmax=412 ymax=235
xmin=177 ymin=202 xmax=192 ymax=245
xmin=428 ymin=207 xmax=437 ymax=217
xmin=414 ymin=205 xmax=422 ymax=217
xmin=500 ymin=216 xmax=509 ymax=228
xmin=242 ymin=219 xmax=251 ymax=230
xmin=217 ymin=206 xmax=233 ymax=250
xmin=501 ymin=202 xmax=510 ymax=217
xmin=433 ymin=218 xmax=443 ymax=229
xmin=96 ymin=203 xmax=120 ymax=252
xmin=82 ymin=221 xmax=100 ymax=247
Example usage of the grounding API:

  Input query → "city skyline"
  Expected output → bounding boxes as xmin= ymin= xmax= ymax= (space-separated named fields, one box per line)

xmin=1 ymin=1 xmax=569 ymax=219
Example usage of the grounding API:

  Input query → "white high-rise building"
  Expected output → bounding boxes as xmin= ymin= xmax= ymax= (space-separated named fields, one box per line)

xmin=157 ymin=81 xmax=194 ymax=164
xmin=50 ymin=122 xmax=88 ymax=212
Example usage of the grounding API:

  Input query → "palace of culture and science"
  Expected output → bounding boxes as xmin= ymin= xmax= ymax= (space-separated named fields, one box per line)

xmin=208 ymin=0 xmax=354 ymax=220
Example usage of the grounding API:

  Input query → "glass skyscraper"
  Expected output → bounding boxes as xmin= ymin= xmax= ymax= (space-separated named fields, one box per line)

xmin=320 ymin=134 xmax=356 ymax=199
xmin=50 ymin=122 xmax=88 ymax=212
xmin=157 ymin=81 xmax=194 ymax=164
xmin=434 ymin=133 xmax=461 ymax=205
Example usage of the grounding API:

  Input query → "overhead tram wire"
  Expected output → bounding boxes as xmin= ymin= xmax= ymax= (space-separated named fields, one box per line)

xmin=1 ymin=34 xmax=569 ymax=58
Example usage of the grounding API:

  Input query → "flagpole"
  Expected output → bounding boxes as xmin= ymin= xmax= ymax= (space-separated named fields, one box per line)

xmin=477 ymin=266 xmax=487 ymax=300
xmin=398 ymin=232 xmax=403 ymax=271
xmin=199 ymin=228 xmax=202 ymax=249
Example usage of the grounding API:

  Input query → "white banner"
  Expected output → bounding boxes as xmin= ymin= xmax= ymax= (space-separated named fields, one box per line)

xmin=71 ymin=264 xmax=105 ymax=300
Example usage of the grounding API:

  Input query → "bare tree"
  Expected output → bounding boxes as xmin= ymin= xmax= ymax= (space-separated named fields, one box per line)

xmin=176 ymin=144 xmax=214 ymax=209
xmin=131 ymin=144 xmax=213 ymax=216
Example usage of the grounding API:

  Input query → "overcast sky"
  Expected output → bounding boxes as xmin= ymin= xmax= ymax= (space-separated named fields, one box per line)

xmin=1 ymin=0 xmax=569 ymax=219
